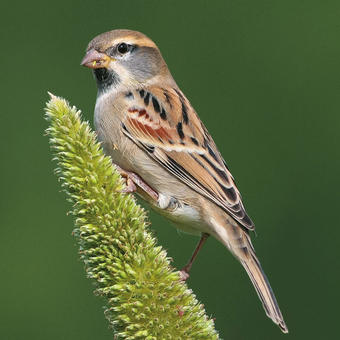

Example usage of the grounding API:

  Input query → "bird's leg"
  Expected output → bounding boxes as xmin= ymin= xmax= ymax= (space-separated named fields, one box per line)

xmin=179 ymin=233 xmax=210 ymax=281
xmin=114 ymin=165 xmax=159 ymax=201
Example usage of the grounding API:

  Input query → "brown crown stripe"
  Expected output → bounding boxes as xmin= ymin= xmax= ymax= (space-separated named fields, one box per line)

xmin=110 ymin=35 xmax=158 ymax=49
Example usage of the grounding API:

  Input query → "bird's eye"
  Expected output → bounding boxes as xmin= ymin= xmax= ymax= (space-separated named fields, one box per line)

xmin=117 ymin=43 xmax=129 ymax=54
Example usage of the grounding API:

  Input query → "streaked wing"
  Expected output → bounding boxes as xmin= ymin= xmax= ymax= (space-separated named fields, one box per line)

xmin=121 ymin=87 xmax=254 ymax=230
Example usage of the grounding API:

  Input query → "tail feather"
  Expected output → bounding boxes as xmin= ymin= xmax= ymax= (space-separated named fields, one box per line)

xmin=214 ymin=220 xmax=288 ymax=333
xmin=241 ymin=250 xmax=288 ymax=333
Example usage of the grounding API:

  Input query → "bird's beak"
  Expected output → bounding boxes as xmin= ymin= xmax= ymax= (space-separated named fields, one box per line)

xmin=80 ymin=49 xmax=112 ymax=69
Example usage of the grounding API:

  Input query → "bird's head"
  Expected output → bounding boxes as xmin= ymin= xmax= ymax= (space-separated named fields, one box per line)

xmin=81 ymin=29 xmax=174 ymax=93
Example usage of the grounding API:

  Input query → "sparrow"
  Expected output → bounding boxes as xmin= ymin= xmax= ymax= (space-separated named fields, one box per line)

xmin=81 ymin=29 xmax=288 ymax=333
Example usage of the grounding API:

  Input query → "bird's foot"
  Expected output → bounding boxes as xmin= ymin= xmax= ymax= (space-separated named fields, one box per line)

xmin=114 ymin=165 xmax=159 ymax=201
xmin=179 ymin=268 xmax=190 ymax=281
xmin=114 ymin=165 xmax=137 ymax=193
xmin=178 ymin=233 xmax=210 ymax=281
xmin=120 ymin=177 xmax=137 ymax=193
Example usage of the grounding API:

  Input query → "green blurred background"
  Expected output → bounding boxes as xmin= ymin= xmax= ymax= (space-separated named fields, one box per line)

xmin=1 ymin=0 xmax=339 ymax=339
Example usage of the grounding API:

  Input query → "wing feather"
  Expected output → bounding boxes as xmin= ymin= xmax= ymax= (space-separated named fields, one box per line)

xmin=122 ymin=87 xmax=255 ymax=230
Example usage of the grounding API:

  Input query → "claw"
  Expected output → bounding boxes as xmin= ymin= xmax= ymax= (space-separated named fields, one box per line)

xmin=114 ymin=164 xmax=159 ymax=201
xmin=179 ymin=270 xmax=190 ymax=281
xmin=120 ymin=177 xmax=137 ymax=193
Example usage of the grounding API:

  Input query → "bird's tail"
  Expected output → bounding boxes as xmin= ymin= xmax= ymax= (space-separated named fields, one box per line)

xmin=215 ymin=222 xmax=288 ymax=333
xmin=241 ymin=247 xmax=288 ymax=333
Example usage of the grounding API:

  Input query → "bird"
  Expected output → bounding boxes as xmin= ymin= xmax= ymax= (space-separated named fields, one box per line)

xmin=81 ymin=29 xmax=288 ymax=333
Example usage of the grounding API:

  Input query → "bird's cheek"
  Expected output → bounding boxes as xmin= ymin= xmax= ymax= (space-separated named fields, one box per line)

xmin=110 ymin=62 xmax=132 ymax=82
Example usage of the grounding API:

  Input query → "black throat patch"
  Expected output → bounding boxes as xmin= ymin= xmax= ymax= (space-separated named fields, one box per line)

xmin=93 ymin=68 xmax=120 ymax=93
